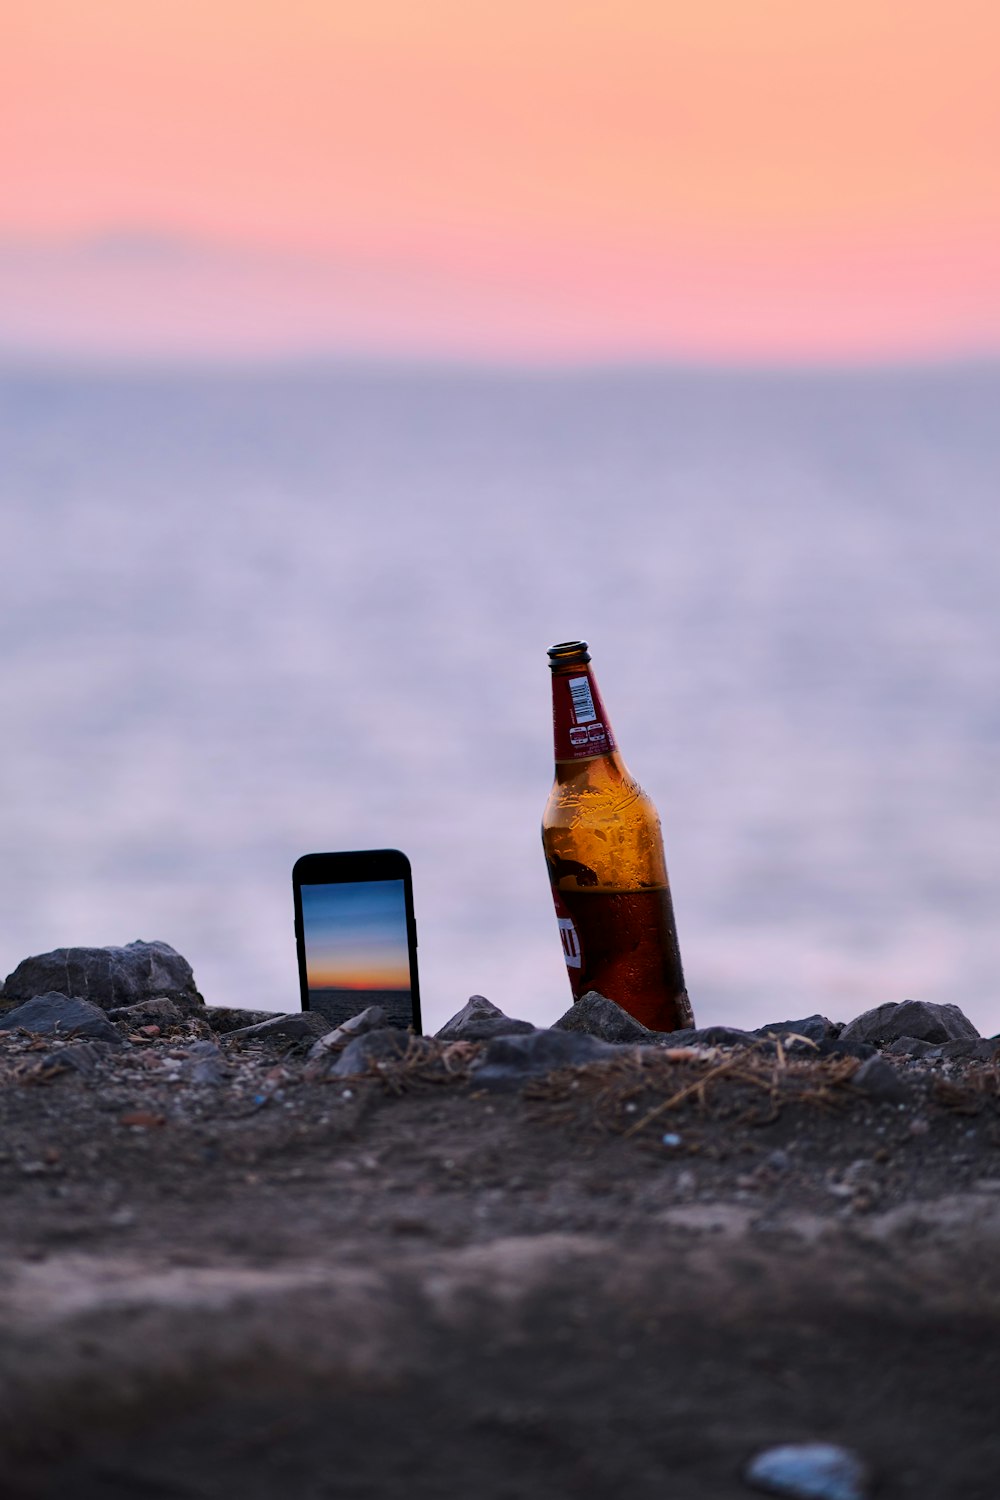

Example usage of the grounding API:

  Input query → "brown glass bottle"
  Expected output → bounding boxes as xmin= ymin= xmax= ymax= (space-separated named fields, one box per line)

xmin=542 ymin=641 xmax=693 ymax=1032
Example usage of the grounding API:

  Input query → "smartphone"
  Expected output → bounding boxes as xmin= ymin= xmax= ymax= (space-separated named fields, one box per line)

xmin=293 ymin=849 xmax=421 ymax=1033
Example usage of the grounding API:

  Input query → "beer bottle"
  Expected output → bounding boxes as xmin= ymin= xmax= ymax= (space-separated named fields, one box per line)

xmin=542 ymin=640 xmax=694 ymax=1032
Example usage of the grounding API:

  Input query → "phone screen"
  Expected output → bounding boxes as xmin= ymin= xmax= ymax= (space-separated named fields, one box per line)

xmin=295 ymin=854 xmax=419 ymax=1032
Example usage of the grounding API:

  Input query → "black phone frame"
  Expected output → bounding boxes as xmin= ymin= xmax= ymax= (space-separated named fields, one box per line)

xmin=292 ymin=848 xmax=421 ymax=1035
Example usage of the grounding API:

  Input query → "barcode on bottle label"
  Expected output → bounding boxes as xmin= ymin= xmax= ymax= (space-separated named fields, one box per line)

xmin=568 ymin=676 xmax=597 ymax=724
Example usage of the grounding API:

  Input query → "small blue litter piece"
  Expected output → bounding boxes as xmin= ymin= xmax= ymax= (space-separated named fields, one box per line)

xmin=744 ymin=1442 xmax=870 ymax=1500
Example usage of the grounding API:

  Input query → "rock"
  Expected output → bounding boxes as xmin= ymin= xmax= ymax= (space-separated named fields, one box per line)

xmin=436 ymin=995 xmax=502 ymax=1036
xmin=554 ymin=991 xmax=655 ymax=1044
xmin=744 ymin=1441 xmax=870 ymax=1499
xmin=3 ymin=942 xmax=201 ymax=1013
xmin=331 ymin=1028 xmax=430 ymax=1077
xmin=181 ymin=1040 xmax=231 ymax=1085
xmin=895 ymin=1034 xmax=1000 ymax=1062
xmin=753 ymin=1027 xmax=860 ymax=1060
xmin=202 ymin=1007 xmax=277 ymax=1034
xmin=658 ymin=1025 xmax=756 ymax=1048
xmin=451 ymin=1016 xmax=537 ymax=1040
xmin=923 ymin=1037 xmax=1000 ymax=1063
xmin=0 ymin=993 xmax=123 ymax=1046
xmin=850 ymin=1055 xmax=912 ymax=1105
xmin=435 ymin=996 xmax=534 ymax=1041
xmin=107 ymin=998 xmax=186 ymax=1027
xmin=883 ymin=1036 xmax=935 ymax=1058
xmin=39 ymin=1040 xmax=110 ymax=1076
xmin=226 ymin=1012 xmax=333 ymax=1044
xmin=472 ymin=1028 xmax=616 ymax=1091
xmin=308 ymin=1006 xmax=389 ymax=1060
xmin=814 ymin=1038 xmax=877 ymax=1061
xmin=840 ymin=999 xmax=979 ymax=1047
xmin=754 ymin=1015 xmax=841 ymax=1043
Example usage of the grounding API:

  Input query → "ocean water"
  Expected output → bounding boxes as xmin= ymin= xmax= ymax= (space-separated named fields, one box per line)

xmin=2 ymin=360 xmax=999 ymax=1037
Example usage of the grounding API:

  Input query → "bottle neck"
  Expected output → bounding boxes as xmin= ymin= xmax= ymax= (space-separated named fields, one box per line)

xmin=550 ymin=659 xmax=618 ymax=764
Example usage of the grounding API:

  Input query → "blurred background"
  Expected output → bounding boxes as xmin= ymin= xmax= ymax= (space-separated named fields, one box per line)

xmin=2 ymin=1 xmax=999 ymax=1034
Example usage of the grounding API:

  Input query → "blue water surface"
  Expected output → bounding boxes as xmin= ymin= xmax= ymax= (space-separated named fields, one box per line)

xmin=2 ymin=360 xmax=998 ymax=1034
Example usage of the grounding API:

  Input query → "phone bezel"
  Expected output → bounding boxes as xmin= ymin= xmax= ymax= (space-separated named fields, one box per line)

xmin=292 ymin=849 xmax=421 ymax=1033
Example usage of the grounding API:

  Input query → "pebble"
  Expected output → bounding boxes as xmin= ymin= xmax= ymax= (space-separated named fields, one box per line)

xmin=471 ymin=1028 xmax=616 ymax=1091
xmin=435 ymin=996 xmax=535 ymax=1042
xmin=744 ymin=1442 xmax=870 ymax=1499
xmin=226 ymin=1012 xmax=331 ymax=1044
xmin=753 ymin=1015 xmax=840 ymax=1044
xmin=661 ymin=1132 xmax=683 ymax=1149
xmin=306 ymin=1005 xmax=387 ymax=1058
xmin=850 ymin=1056 xmax=911 ymax=1105
xmin=554 ymin=991 xmax=654 ymax=1044
xmin=840 ymin=998 xmax=978 ymax=1047
xmin=332 ymin=1028 xmax=431 ymax=1077
xmin=181 ymin=1039 xmax=231 ymax=1086
xmin=40 ymin=1041 xmax=107 ymax=1076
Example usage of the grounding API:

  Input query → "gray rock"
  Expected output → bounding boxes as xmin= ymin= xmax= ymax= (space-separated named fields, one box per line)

xmin=658 ymin=1020 xmax=868 ymax=1059
xmin=659 ymin=1025 xmax=756 ymax=1048
xmin=435 ymin=996 xmax=522 ymax=1041
xmin=308 ymin=1005 xmax=389 ymax=1060
xmin=923 ymin=1037 xmax=1000 ymax=1063
xmin=841 ymin=999 xmax=979 ymax=1047
xmin=815 ymin=1038 xmax=877 ymax=1061
xmin=850 ymin=1055 xmax=912 ymax=1105
xmin=107 ymin=998 xmax=186 ymax=1027
xmin=203 ymin=1007 xmax=277 ymax=1034
xmin=226 ymin=1012 xmax=333 ymax=1044
xmin=181 ymin=1040 xmax=231 ymax=1085
xmin=883 ymin=1035 xmax=935 ymax=1058
xmin=40 ymin=1040 xmax=110 ymax=1076
xmin=745 ymin=1441 xmax=870 ymax=1499
xmin=554 ymin=991 xmax=654 ymax=1044
xmin=754 ymin=1015 xmax=841 ymax=1043
xmin=435 ymin=995 xmax=534 ymax=1042
xmin=451 ymin=1016 xmax=537 ymax=1040
xmin=0 ymin=993 xmax=123 ymax=1046
xmin=332 ymin=1027 xmax=429 ymax=1077
xmin=472 ymin=1028 xmax=617 ymax=1091
xmin=3 ymin=941 xmax=201 ymax=1013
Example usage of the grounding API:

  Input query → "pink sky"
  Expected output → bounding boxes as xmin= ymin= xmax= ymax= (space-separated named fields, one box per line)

xmin=3 ymin=0 xmax=999 ymax=361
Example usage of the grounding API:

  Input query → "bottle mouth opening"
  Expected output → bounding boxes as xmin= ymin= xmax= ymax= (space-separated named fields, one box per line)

xmin=547 ymin=640 xmax=590 ymax=666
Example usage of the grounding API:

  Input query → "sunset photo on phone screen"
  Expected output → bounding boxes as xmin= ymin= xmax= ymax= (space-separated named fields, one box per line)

xmin=300 ymin=880 xmax=412 ymax=1028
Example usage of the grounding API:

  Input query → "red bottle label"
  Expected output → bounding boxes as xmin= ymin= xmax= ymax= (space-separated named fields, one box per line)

xmin=552 ymin=667 xmax=617 ymax=761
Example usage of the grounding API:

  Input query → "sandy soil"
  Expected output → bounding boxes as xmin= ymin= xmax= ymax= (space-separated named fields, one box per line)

xmin=0 ymin=1015 xmax=998 ymax=1499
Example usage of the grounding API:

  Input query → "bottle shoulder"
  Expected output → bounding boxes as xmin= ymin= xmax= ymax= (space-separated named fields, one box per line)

xmin=550 ymin=750 xmax=637 ymax=789
xmin=544 ymin=755 xmax=660 ymax=827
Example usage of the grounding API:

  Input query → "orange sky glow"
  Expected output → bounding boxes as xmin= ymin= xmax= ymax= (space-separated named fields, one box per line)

xmin=3 ymin=0 xmax=999 ymax=360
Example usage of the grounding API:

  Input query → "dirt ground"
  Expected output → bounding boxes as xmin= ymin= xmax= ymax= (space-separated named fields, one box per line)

xmin=0 ymin=1016 xmax=998 ymax=1499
